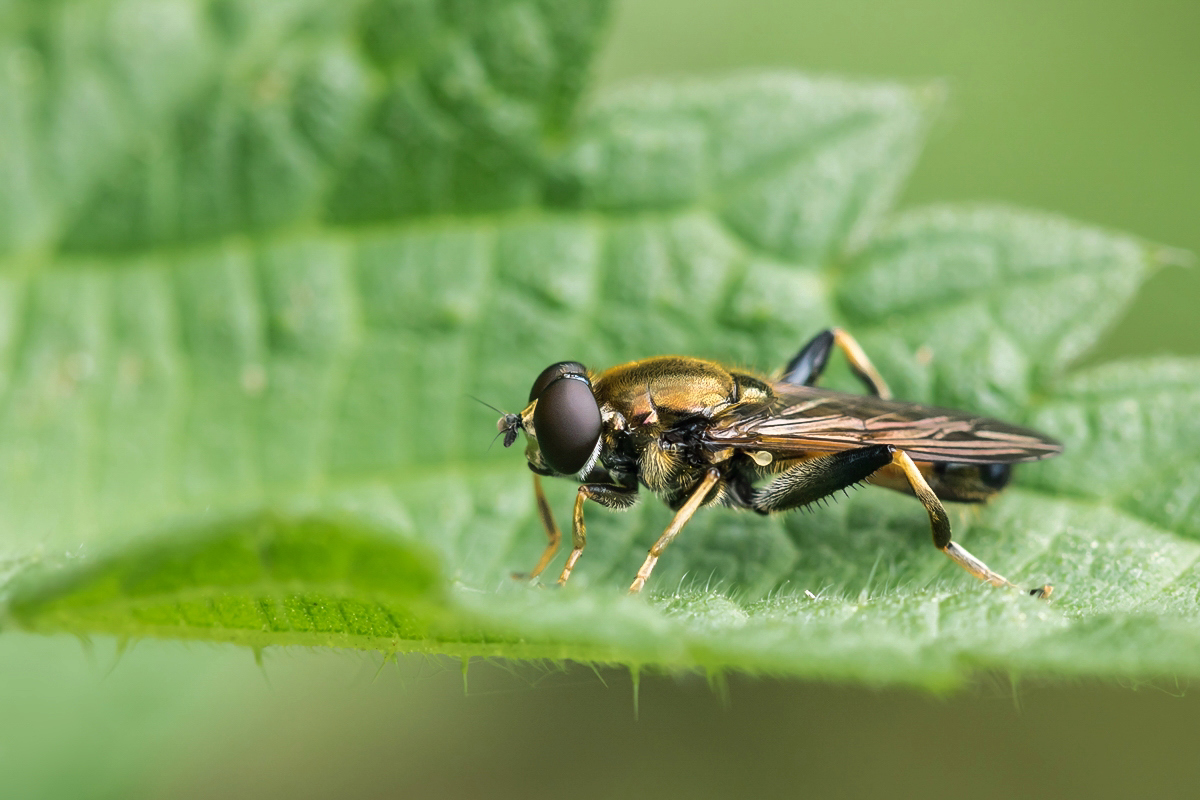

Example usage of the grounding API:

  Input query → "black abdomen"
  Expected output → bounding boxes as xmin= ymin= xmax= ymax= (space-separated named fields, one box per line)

xmin=930 ymin=461 xmax=1013 ymax=503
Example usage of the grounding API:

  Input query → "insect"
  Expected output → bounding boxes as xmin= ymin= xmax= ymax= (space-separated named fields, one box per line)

xmin=497 ymin=328 xmax=1061 ymax=597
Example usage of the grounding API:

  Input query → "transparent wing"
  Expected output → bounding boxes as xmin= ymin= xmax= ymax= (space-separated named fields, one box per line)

xmin=708 ymin=383 xmax=1062 ymax=464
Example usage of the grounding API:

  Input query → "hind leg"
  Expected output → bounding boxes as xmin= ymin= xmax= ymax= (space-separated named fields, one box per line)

xmin=781 ymin=328 xmax=891 ymax=399
xmin=753 ymin=444 xmax=1051 ymax=598
xmin=752 ymin=445 xmax=895 ymax=513
xmin=889 ymin=449 xmax=1051 ymax=598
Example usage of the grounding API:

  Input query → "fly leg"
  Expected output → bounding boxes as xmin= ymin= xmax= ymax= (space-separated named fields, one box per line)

xmin=629 ymin=469 xmax=722 ymax=593
xmin=751 ymin=445 xmax=896 ymax=513
xmin=781 ymin=328 xmax=892 ymax=399
xmin=891 ymin=449 xmax=1052 ymax=598
xmin=513 ymin=474 xmax=563 ymax=580
xmin=556 ymin=483 xmax=639 ymax=586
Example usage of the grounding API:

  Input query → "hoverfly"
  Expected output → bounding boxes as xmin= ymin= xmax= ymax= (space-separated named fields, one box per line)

xmin=498 ymin=328 xmax=1061 ymax=597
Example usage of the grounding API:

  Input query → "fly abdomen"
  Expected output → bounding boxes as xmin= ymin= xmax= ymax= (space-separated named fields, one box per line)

xmin=929 ymin=461 xmax=1013 ymax=503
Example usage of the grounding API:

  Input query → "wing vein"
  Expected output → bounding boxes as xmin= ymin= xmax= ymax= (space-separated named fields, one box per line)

xmin=709 ymin=384 xmax=1062 ymax=464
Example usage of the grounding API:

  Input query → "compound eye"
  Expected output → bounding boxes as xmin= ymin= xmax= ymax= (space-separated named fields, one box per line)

xmin=533 ymin=376 xmax=601 ymax=474
xmin=529 ymin=361 xmax=588 ymax=402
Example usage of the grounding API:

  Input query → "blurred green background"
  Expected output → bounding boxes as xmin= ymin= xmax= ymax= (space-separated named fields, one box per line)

xmin=6 ymin=1 xmax=1200 ymax=797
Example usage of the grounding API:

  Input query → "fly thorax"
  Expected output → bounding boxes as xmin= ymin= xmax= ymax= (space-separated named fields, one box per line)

xmin=638 ymin=439 xmax=684 ymax=494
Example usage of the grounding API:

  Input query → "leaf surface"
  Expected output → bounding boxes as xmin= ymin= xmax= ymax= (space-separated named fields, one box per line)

xmin=1 ymin=0 xmax=1195 ymax=687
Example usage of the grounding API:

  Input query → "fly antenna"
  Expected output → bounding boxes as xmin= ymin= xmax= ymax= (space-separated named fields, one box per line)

xmin=467 ymin=394 xmax=508 ymax=416
xmin=468 ymin=395 xmax=522 ymax=451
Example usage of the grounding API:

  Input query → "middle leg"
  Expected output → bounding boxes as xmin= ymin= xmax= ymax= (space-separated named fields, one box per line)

xmin=629 ymin=469 xmax=723 ymax=594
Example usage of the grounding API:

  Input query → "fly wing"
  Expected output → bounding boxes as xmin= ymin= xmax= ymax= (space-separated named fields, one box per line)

xmin=709 ymin=383 xmax=1062 ymax=464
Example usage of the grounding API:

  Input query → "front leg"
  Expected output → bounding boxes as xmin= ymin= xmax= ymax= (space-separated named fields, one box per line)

xmin=556 ymin=483 xmax=639 ymax=586
xmin=515 ymin=474 xmax=564 ymax=580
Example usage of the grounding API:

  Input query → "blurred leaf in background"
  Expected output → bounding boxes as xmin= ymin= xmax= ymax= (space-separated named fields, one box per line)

xmin=596 ymin=0 xmax=1200 ymax=361
xmin=1 ymin=0 xmax=1199 ymax=798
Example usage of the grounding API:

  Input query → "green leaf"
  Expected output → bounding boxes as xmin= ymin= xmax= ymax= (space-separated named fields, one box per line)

xmin=1 ymin=0 xmax=1195 ymax=688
